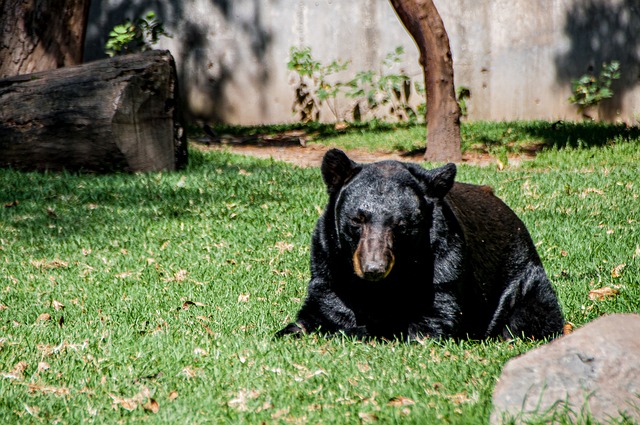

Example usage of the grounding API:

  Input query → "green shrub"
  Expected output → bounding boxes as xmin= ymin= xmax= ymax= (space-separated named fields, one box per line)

xmin=344 ymin=47 xmax=423 ymax=123
xmin=105 ymin=11 xmax=171 ymax=57
xmin=287 ymin=46 xmax=348 ymax=122
xmin=287 ymin=46 xmax=425 ymax=123
xmin=568 ymin=61 xmax=620 ymax=119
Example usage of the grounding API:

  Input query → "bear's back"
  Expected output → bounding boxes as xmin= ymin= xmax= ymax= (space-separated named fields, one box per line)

xmin=444 ymin=182 xmax=544 ymax=316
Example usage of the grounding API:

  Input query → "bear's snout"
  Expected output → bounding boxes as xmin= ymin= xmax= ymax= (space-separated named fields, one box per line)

xmin=352 ymin=225 xmax=395 ymax=282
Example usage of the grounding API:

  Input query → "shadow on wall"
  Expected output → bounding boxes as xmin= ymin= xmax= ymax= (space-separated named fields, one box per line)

xmin=84 ymin=0 xmax=273 ymax=123
xmin=555 ymin=0 xmax=640 ymax=120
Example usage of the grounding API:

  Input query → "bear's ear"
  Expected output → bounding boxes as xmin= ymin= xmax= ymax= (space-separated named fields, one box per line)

xmin=321 ymin=149 xmax=358 ymax=193
xmin=407 ymin=162 xmax=456 ymax=199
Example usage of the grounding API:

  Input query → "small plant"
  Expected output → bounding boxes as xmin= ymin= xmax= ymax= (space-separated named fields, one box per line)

xmin=287 ymin=46 xmax=425 ymax=124
xmin=456 ymin=86 xmax=471 ymax=117
xmin=568 ymin=61 xmax=620 ymax=119
xmin=345 ymin=47 xmax=420 ymax=122
xmin=287 ymin=46 xmax=348 ymax=122
xmin=105 ymin=11 xmax=171 ymax=57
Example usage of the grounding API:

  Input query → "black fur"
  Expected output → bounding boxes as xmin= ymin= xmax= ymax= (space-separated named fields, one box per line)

xmin=276 ymin=149 xmax=564 ymax=341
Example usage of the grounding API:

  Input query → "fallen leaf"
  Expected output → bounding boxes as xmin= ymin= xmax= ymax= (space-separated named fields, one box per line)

xmin=581 ymin=188 xmax=604 ymax=197
xmin=174 ymin=269 xmax=188 ymax=282
xmin=110 ymin=387 xmax=151 ymax=411
xmin=357 ymin=363 xmax=371 ymax=373
xmin=4 ymin=200 xmax=19 ymax=208
xmin=228 ymin=389 xmax=261 ymax=411
xmin=27 ymin=383 xmax=70 ymax=396
xmin=237 ymin=294 xmax=250 ymax=303
xmin=143 ymin=398 xmax=159 ymax=413
xmin=181 ymin=300 xmax=205 ymax=310
xmin=274 ymin=241 xmax=294 ymax=254
xmin=36 ymin=313 xmax=51 ymax=322
xmin=294 ymin=368 xmax=325 ymax=382
xmin=611 ymin=263 xmax=626 ymax=278
xmin=563 ymin=322 xmax=574 ymax=335
xmin=256 ymin=401 xmax=273 ymax=412
xmin=30 ymin=259 xmax=68 ymax=269
xmin=387 ymin=396 xmax=415 ymax=407
xmin=168 ymin=391 xmax=178 ymax=401
xmin=179 ymin=366 xmax=200 ymax=379
xmin=3 ymin=361 xmax=28 ymax=380
xmin=358 ymin=412 xmax=378 ymax=423
xmin=112 ymin=397 xmax=138 ymax=411
xmin=37 ymin=362 xmax=50 ymax=372
xmin=448 ymin=392 xmax=472 ymax=404
xmin=52 ymin=300 xmax=64 ymax=311
xmin=588 ymin=287 xmax=619 ymax=301
xmin=271 ymin=408 xmax=290 ymax=420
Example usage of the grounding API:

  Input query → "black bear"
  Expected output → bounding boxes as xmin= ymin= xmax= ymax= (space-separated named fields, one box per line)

xmin=277 ymin=149 xmax=564 ymax=341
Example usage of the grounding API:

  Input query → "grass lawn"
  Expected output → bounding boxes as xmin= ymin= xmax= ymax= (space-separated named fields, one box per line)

xmin=1 ymin=121 xmax=639 ymax=423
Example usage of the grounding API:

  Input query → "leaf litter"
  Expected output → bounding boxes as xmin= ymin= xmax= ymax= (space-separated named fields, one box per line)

xmin=110 ymin=386 xmax=155 ymax=412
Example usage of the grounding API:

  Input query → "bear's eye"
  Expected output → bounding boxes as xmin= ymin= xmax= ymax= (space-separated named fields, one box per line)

xmin=349 ymin=213 xmax=366 ymax=226
xmin=396 ymin=219 xmax=413 ymax=234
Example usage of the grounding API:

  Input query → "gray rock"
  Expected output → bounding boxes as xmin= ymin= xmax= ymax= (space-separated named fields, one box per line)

xmin=491 ymin=314 xmax=640 ymax=424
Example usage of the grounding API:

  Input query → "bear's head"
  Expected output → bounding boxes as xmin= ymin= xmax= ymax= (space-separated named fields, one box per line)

xmin=321 ymin=149 xmax=456 ymax=282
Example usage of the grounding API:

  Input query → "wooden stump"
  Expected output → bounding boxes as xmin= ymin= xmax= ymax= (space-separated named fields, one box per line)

xmin=0 ymin=50 xmax=187 ymax=173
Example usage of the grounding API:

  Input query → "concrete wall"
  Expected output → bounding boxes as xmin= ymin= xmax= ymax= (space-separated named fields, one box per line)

xmin=84 ymin=0 xmax=640 ymax=124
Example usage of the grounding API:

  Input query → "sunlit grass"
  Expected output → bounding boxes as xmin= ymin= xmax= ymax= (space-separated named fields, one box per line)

xmin=1 ymin=124 xmax=638 ymax=423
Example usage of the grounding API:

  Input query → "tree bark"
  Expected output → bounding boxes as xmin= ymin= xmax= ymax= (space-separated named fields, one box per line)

xmin=0 ymin=50 xmax=187 ymax=173
xmin=0 ymin=0 xmax=91 ymax=78
xmin=389 ymin=0 xmax=462 ymax=162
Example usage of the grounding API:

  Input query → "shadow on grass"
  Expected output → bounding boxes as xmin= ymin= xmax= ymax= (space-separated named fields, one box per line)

xmin=460 ymin=120 xmax=640 ymax=155
xmin=0 ymin=149 xmax=317 ymax=245
xmin=519 ymin=120 xmax=640 ymax=149
xmin=200 ymin=120 xmax=640 ymax=156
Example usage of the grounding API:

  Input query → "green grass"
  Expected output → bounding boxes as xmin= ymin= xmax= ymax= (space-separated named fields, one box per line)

xmin=1 ymin=122 xmax=639 ymax=423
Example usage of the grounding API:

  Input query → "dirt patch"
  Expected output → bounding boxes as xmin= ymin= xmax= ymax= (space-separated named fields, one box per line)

xmin=192 ymin=140 xmax=516 ymax=169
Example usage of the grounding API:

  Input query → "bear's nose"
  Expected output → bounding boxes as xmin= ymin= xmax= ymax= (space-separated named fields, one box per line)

xmin=362 ymin=261 xmax=388 ymax=282
xmin=353 ymin=224 xmax=395 ymax=281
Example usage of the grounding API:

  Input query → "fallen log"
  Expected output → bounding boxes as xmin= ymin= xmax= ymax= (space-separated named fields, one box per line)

xmin=0 ymin=50 xmax=187 ymax=172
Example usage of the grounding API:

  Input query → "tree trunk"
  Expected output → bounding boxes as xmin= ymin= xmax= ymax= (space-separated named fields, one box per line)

xmin=0 ymin=50 xmax=187 ymax=173
xmin=389 ymin=0 xmax=462 ymax=162
xmin=0 ymin=0 xmax=91 ymax=78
